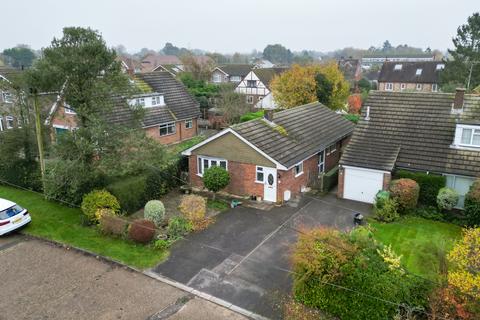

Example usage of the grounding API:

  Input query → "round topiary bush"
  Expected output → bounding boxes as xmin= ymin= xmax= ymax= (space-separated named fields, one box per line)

xmin=464 ymin=179 xmax=480 ymax=226
xmin=144 ymin=200 xmax=165 ymax=227
xmin=389 ymin=178 xmax=420 ymax=212
xmin=437 ymin=187 xmax=459 ymax=211
xmin=128 ymin=219 xmax=156 ymax=244
xmin=203 ymin=166 xmax=230 ymax=199
xmin=81 ymin=189 xmax=120 ymax=223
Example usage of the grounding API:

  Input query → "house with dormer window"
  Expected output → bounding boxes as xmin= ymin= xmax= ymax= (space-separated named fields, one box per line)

xmin=47 ymin=71 xmax=200 ymax=145
xmin=338 ymin=89 xmax=480 ymax=207
xmin=378 ymin=61 xmax=444 ymax=93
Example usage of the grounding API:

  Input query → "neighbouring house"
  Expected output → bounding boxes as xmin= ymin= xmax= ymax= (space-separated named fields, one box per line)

xmin=182 ymin=102 xmax=354 ymax=203
xmin=378 ymin=61 xmax=445 ymax=92
xmin=0 ymin=67 xmax=23 ymax=131
xmin=361 ymin=53 xmax=435 ymax=68
xmin=235 ymin=67 xmax=287 ymax=108
xmin=253 ymin=59 xmax=275 ymax=69
xmin=117 ymin=56 xmax=141 ymax=75
xmin=338 ymin=58 xmax=362 ymax=89
xmin=338 ymin=89 xmax=480 ymax=207
xmin=140 ymin=54 xmax=182 ymax=72
xmin=211 ymin=64 xmax=253 ymax=84
xmin=153 ymin=64 xmax=185 ymax=77
xmin=47 ymin=71 xmax=201 ymax=145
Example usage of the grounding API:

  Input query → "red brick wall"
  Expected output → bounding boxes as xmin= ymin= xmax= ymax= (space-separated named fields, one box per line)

xmin=51 ymin=107 xmax=78 ymax=129
xmin=146 ymin=118 xmax=198 ymax=145
xmin=277 ymin=155 xmax=318 ymax=202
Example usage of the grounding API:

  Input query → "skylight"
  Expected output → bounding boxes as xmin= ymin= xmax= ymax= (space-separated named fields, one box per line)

xmin=394 ymin=64 xmax=402 ymax=70
xmin=415 ymin=68 xmax=422 ymax=75
xmin=436 ymin=64 xmax=445 ymax=70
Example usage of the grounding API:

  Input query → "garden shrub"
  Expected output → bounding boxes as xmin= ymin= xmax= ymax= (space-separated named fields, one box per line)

xmin=145 ymin=163 xmax=180 ymax=200
xmin=409 ymin=206 xmax=444 ymax=221
xmin=437 ymin=187 xmax=459 ymax=211
xmin=374 ymin=190 xmax=390 ymax=209
xmin=202 ymin=166 xmax=230 ymax=199
xmin=144 ymin=200 xmax=165 ymax=227
xmin=292 ymin=227 xmax=431 ymax=320
xmin=179 ymin=195 xmax=208 ymax=230
xmin=167 ymin=216 xmax=193 ymax=240
xmin=395 ymin=170 xmax=445 ymax=206
xmin=374 ymin=198 xmax=399 ymax=222
xmin=44 ymin=159 xmax=105 ymax=206
xmin=154 ymin=239 xmax=173 ymax=251
xmin=464 ymin=179 xmax=480 ymax=226
xmin=107 ymin=175 xmax=146 ymax=214
xmin=322 ymin=166 xmax=338 ymax=192
xmin=99 ymin=214 xmax=128 ymax=237
xmin=81 ymin=189 xmax=120 ymax=223
xmin=389 ymin=178 xmax=419 ymax=212
xmin=128 ymin=219 xmax=156 ymax=244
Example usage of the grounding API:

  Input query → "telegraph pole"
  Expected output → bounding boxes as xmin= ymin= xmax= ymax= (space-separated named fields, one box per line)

xmin=31 ymin=88 xmax=46 ymax=186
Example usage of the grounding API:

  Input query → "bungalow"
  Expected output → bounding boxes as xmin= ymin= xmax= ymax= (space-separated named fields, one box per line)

xmin=211 ymin=64 xmax=253 ymax=84
xmin=235 ymin=67 xmax=287 ymax=108
xmin=47 ymin=71 xmax=201 ymax=145
xmin=182 ymin=102 xmax=354 ymax=202
xmin=338 ymin=89 xmax=480 ymax=207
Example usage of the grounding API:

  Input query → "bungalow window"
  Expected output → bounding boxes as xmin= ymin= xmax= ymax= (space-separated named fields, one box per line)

xmin=416 ymin=83 xmax=423 ymax=91
xmin=197 ymin=156 xmax=228 ymax=176
xmin=6 ymin=116 xmax=14 ymax=129
xmin=385 ymin=83 xmax=393 ymax=91
xmin=326 ymin=143 xmax=337 ymax=155
xmin=247 ymin=80 xmax=257 ymax=88
xmin=246 ymin=96 xmax=254 ymax=104
xmin=185 ymin=119 xmax=193 ymax=129
xmin=256 ymin=166 xmax=264 ymax=183
xmin=445 ymin=175 xmax=475 ymax=208
xmin=159 ymin=122 xmax=176 ymax=136
xmin=294 ymin=162 xmax=304 ymax=177
xmin=460 ymin=128 xmax=480 ymax=147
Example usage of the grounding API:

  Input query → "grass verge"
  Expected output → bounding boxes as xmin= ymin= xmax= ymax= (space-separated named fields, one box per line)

xmin=0 ymin=185 xmax=167 ymax=269
xmin=370 ymin=216 xmax=462 ymax=280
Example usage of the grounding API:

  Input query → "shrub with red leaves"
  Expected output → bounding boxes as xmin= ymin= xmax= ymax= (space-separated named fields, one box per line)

xmin=347 ymin=94 xmax=362 ymax=114
xmin=389 ymin=178 xmax=420 ymax=212
xmin=128 ymin=219 xmax=156 ymax=244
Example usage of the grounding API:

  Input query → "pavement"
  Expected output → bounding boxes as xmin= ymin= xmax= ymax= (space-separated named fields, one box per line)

xmin=0 ymin=234 xmax=248 ymax=320
xmin=152 ymin=193 xmax=371 ymax=319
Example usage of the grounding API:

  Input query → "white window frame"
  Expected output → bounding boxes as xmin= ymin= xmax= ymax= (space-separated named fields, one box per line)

xmin=159 ymin=122 xmax=176 ymax=136
xmin=394 ymin=64 xmax=402 ymax=70
xmin=385 ymin=83 xmax=393 ymax=91
xmin=64 ymin=107 xmax=76 ymax=114
xmin=246 ymin=95 xmax=254 ymax=104
xmin=294 ymin=161 xmax=304 ymax=177
xmin=444 ymin=174 xmax=475 ymax=209
xmin=136 ymin=98 xmax=145 ymax=106
xmin=185 ymin=119 xmax=193 ymax=129
xmin=197 ymin=156 xmax=228 ymax=177
xmin=5 ymin=116 xmax=14 ymax=129
xmin=255 ymin=166 xmax=265 ymax=183
xmin=326 ymin=143 xmax=337 ymax=156
xmin=416 ymin=83 xmax=423 ymax=91
xmin=400 ymin=83 xmax=406 ymax=91
xmin=2 ymin=91 xmax=13 ymax=103
xmin=432 ymin=83 xmax=438 ymax=92
xmin=212 ymin=73 xmax=223 ymax=83
xmin=460 ymin=127 xmax=480 ymax=147
xmin=230 ymin=76 xmax=241 ymax=82
xmin=0 ymin=117 xmax=3 ymax=131
xmin=151 ymin=96 xmax=161 ymax=106
xmin=247 ymin=80 xmax=257 ymax=88
xmin=318 ymin=150 xmax=325 ymax=174
xmin=415 ymin=68 xmax=422 ymax=76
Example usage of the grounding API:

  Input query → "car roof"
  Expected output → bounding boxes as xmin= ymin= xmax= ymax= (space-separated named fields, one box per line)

xmin=0 ymin=198 xmax=16 ymax=211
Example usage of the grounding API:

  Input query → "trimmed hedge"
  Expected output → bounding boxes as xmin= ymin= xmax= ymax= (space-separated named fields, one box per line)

xmin=145 ymin=162 xmax=180 ymax=200
xmin=322 ymin=166 xmax=339 ymax=192
xmin=394 ymin=170 xmax=445 ymax=206
xmin=464 ymin=179 xmax=480 ymax=226
xmin=107 ymin=175 xmax=147 ymax=214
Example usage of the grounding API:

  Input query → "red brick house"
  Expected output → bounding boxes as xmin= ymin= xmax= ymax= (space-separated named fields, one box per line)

xmin=46 ymin=71 xmax=201 ymax=145
xmin=182 ymin=102 xmax=354 ymax=203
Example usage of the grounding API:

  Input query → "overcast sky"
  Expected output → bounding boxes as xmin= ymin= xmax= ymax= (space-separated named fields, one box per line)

xmin=1 ymin=0 xmax=478 ymax=53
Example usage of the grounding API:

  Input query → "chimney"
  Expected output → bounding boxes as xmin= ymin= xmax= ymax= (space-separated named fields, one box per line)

xmin=453 ymin=88 xmax=466 ymax=111
xmin=365 ymin=106 xmax=371 ymax=121
xmin=264 ymin=109 xmax=274 ymax=122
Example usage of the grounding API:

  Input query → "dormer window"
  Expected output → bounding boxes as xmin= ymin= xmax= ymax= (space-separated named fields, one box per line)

xmin=151 ymin=95 xmax=164 ymax=106
xmin=436 ymin=64 xmax=445 ymax=70
xmin=394 ymin=64 xmax=402 ymax=70
xmin=136 ymin=98 xmax=145 ymax=106
xmin=415 ymin=69 xmax=422 ymax=75
xmin=128 ymin=94 xmax=164 ymax=108
xmin=454 ymin=124 xmax=480 ymax=149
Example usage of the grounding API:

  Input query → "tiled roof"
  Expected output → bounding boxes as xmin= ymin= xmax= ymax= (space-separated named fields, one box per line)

xmin=231 ymin=102 xmax=354 ymax=168
xmin=378 ymin=61 xmax=444 ymax=84
xmin=253 ymin=68 xmax=287 ymax=88
xmin=0 ymin=66 xmax=23 ymax=82
xmin=340 ymin=91 xmax=480 ymax=176
xmin=217 ymin=64 xmax=253 ymax=77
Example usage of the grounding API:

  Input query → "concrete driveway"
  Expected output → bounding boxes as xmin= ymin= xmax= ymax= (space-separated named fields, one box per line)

xmin=0 ymin=235 xmax=247 ymax=320
xmin=152 ymin=194 xmax=371 ymax=319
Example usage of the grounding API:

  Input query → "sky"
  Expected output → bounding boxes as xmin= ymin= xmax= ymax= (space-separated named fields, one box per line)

xmin=1 ymin=0 xmax=478 ymax=54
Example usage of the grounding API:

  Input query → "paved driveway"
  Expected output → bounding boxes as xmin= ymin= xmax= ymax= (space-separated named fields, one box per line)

xmin=152 ymin=194 xmax=371 ymax=319
xmin=0 ymin=235 xmax=247 ymax=320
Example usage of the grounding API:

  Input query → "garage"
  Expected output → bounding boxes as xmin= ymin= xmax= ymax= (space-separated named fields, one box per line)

xmin=343 ymin=166 xmax=385 ymax=203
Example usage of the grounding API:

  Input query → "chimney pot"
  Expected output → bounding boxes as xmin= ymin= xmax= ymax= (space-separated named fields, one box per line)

xmin=453 ymin=88 xmax=466 ymax=110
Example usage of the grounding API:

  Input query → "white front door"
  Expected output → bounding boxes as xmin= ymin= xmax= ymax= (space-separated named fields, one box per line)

xmin=263 ymin=167 xmax=277 ymax=202
xmin=343 ymin=167 xmax=384 ymax=203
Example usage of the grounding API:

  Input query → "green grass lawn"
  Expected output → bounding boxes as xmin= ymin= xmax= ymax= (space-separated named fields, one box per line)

xmin=370 ymin=217 xmax=462 ymax=280
xmin=0 ymin=185 xmax=167 ymax=269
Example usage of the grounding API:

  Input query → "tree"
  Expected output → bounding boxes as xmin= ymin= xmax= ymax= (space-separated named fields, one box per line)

xmin=180 ymin=53 xmax=215 ymax=81
xmin=263 ymin=44 xmax=293 ymax=64
xmin=162 ymin=42 xmax=180 ymax=56
xmin=270 ymin=63 xmax=349 ymax=110
xmin=2 ymin=46 xmax=36 ymax=69
xmin=216 ymin=84 xmax=250 ymax=124
xmin=382 ymin=40 xmax=393 ymax=52
xmin=203 ymin=166 xmax=230 ymax=200
xmin=441 ymin=12 xmax=480 ymax=90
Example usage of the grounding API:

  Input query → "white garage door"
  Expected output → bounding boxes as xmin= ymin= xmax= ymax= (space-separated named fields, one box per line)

xmin=344 ymin=167 xmax=384 ymax=203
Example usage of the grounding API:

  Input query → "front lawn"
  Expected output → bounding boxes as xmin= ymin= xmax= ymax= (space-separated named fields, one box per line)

xmin=0 ymin=185 xmax=167 ymax=269
xmin=370 ymin=217 xmax=462 ymax=280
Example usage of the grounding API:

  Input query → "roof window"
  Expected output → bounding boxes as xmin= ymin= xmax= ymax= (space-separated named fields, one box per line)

xmin=415 ymin=68 xmax=423 ymax=75
xmin=436 ymin=64 xmax=445 ymax=70
xmin=394 ymin=64 xmax=402 ymax=70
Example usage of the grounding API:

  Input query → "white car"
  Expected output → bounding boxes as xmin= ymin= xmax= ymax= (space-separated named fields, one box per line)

xmin=0 ymin=198 xmax=31 ymax=236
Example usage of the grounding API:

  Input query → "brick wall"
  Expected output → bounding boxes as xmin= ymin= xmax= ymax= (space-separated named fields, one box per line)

xmin=146 ymin=118 xmax=198 ymax=144
xmin=277 ymin=154 xmax=318 ymax=202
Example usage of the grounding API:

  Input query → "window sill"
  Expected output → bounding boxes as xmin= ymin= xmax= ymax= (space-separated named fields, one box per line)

xmin=196 ymin=173 xmax=203 ymax=178
xmin=255 ymin=180 xmax=264 ymax=184
xmin=160 ymin=132 xmax=176 ymax=137
xmin=294 ymin=172 xmax=304 ymax=178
